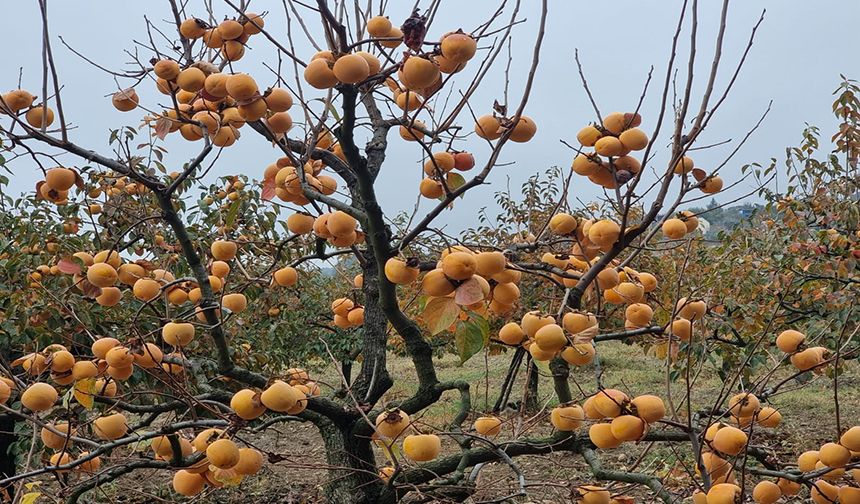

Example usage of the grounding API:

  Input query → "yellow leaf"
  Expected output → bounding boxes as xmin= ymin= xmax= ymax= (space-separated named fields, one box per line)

xmin=422 ymin=296 xmax=460 ymax=335
xmin=20 ymin=492 xmax=42 ymax=504
xmin=74 ymin=378 xmax=97 ymax=410
xmin=375 ymin=438 xmax=400 ymax=463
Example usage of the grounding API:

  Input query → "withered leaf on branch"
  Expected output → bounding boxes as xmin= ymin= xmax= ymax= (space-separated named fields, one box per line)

xmin=401 ymin=9 xmax=427 ymax=51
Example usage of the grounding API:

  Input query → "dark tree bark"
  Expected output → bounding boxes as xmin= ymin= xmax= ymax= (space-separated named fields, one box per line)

xmin=524 ymin=360 xmax=540 ymax=412
xmin=350 ymin=252 xmax=393 ymax=404
xmin=318 ymin=419 xmax=380 ymax=504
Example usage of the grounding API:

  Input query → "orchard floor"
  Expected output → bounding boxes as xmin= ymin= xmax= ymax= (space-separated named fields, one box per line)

xmin=40 ymin=342 xmax=859 ymax=503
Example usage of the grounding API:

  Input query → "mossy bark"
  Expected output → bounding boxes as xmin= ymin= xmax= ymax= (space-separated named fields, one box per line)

xmin=318 ymin=420 xmax=381 ymax=504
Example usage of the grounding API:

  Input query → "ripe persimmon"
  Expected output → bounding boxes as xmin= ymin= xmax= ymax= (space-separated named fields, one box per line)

xmin=304 ymin=59 xmax=338 ymax=89
xmin=589 ymin=423 xmax=622 ymax=448
xmin=441 ymin=252 xmax=477 ymax=280
xmin=711 ymin=425 xmax=748 ymax=456
xmin=473 ymin=416 xmax=502 ymax=436
xmin=550 ymin=404 xmax=585 ymax=431
xmin=264 ymin=88 xmax=293 ymax=112
xmin=93 ymin=413 xmax=128 ymax=440
xmin=403 ymin=434 xmax=441 ymax=461
xmin=173 ymin=470 xmax=206 ymax=496
xmin=333 ymin=53 xmax=370 ymax=84
xmin=111 ymin=89 xmax=139 ymax=112
xmin=534 ymin=323 xmax=566 ymax=352
xmin=610 ymin=415 xmax=646 ymax=441
xmin=376 ymin=409 xmax=410 ymax=439
xmin=674 ymin=156 xmax=694 ymax=174
xmin=401 ymin=57 xmax=440 ymax=91
xmin=1 ymin=89 xmax=35 ymax=111
xmin=475 ymin=114 xmax=502 ymax=140
xmin=587 ymin=219 xmax=620 ymax=247
xmin=233 ymin=448 xmax=264 ymax=475
xmin=630 ymin=395 xmax=665 ymax=423
xmin=366 ymin=16 xmax=392 ymax=37
xmin=162 ymin=322 xmax=194 ymax=347
xmin=257 ymin=380 xmax=296 ymax=413
xmin=26 ymin=105 xmax=55 ymax=128
xmin=775 ymin=329 xmax=805 ymax=353
xmin=618 ymin=128 xmax=648 ymax=151
xmin=440 ymin=32 xmax=477 ymax=63
xmin=662 ymin=218 xmax=687 ymax=239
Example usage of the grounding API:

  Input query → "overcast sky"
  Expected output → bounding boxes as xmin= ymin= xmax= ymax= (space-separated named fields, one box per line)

xmin=2 ymin=1 xmax=856 ymax=232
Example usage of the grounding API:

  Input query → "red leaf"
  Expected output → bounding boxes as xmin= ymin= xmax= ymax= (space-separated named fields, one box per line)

xmin=35 ymin=180 xmax=45 ymax=199
xmin=81 ymin=281 xmax=102 ymax=299
xmin=401 ymin=11 xmax=427 ymax=51
xmin=454 ymin=277 xmax=484 ymax=306
xmin=57 ymin=259 xmax=82 ymax=275
xmin=154 ymin=117 xmax=172 ymax=141
xmin=261 ymin=179 xmax=276 ymax=201
xmin=73 ymin=168 xmax=85 ymax=190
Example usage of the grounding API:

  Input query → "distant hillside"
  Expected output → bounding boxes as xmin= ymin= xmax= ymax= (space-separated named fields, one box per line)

xmin=686 ymin=199 xmax=763 ymax=238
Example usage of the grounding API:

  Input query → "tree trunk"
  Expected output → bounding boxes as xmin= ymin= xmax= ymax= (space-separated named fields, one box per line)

xmin=342 ymin=360 xmax=352 ymax=386
xmin=318 ymin=420 xmax=381 ymax=504
xmin=525 ymin=361 xmax=540 ymax=412
xmin=350 ymin=254 xmax=393 ymax=404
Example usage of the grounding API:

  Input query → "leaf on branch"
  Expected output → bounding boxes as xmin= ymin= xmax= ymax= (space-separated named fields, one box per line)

xmin=154 ymin=117 xmax=172 ymax=141
xmin=326 ymin=102 xmax=342 ymax=123
xmin=74 ymin=378 xmax=97 ymax=409
xmin=532 ymin=357 xmax=550 ymax=374
xmin=57 ymin=258 xmax=81 ymax=275
xmin=375 ymin=438 xmax=400 ymax=463
xmin=81 ymin=280 xmax=102 ymax=299
xmin=446 ymin=173 xmax=466 ymax=196
xmin=423 ymin=296 xmax=460 ymax=335
xmin=455 ymin=319 xmax=485 ymax=363
xmin=454 ymin=277 xmax=484 ymax=306
xmin=261 ymin=178 xmax=276 ymax=201
xmin=492 ymin=100 xmax=507 ymax=116
xmin=401 ymin=10 xmax=427 ymax=51
xmin=469 ymin=313 xmax=490 ymax=346
xmin=73 ymin=169 xmax=85 ymax=190
xmin=225 ymin=200 xmax=241 ymax=227
xmin=691 ymin=168 xmax=707 ymax=182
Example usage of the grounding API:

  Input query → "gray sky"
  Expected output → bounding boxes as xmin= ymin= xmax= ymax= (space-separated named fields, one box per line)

xmin=3 ymin=1 xmax=856 ymax=232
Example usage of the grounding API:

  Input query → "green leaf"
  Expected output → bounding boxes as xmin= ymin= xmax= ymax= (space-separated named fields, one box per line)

xmin=455 ymin=319 xmax=485 ymax=364
xmin=532 ymin=357 xmax=550 ymax=374
xmin=326 ymin=102 xmax=342 ymax=123
xmin=469 ymin=313 xmax=490 ymax=345
xmin=224 ymin=200 xmax=241 ymax=227
xmin=447 ymin=173 xmax=466 ymax=193
xmin=423 ymin=297 xmax=460 ymax=335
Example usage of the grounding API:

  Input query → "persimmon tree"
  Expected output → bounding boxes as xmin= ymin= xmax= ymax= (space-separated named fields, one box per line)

xmin=0 ymin=1 xmax=858 ymax=504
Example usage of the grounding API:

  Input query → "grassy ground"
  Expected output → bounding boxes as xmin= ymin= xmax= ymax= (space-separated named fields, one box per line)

xmin=38 ymin=342 xmax=860 ymax=503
